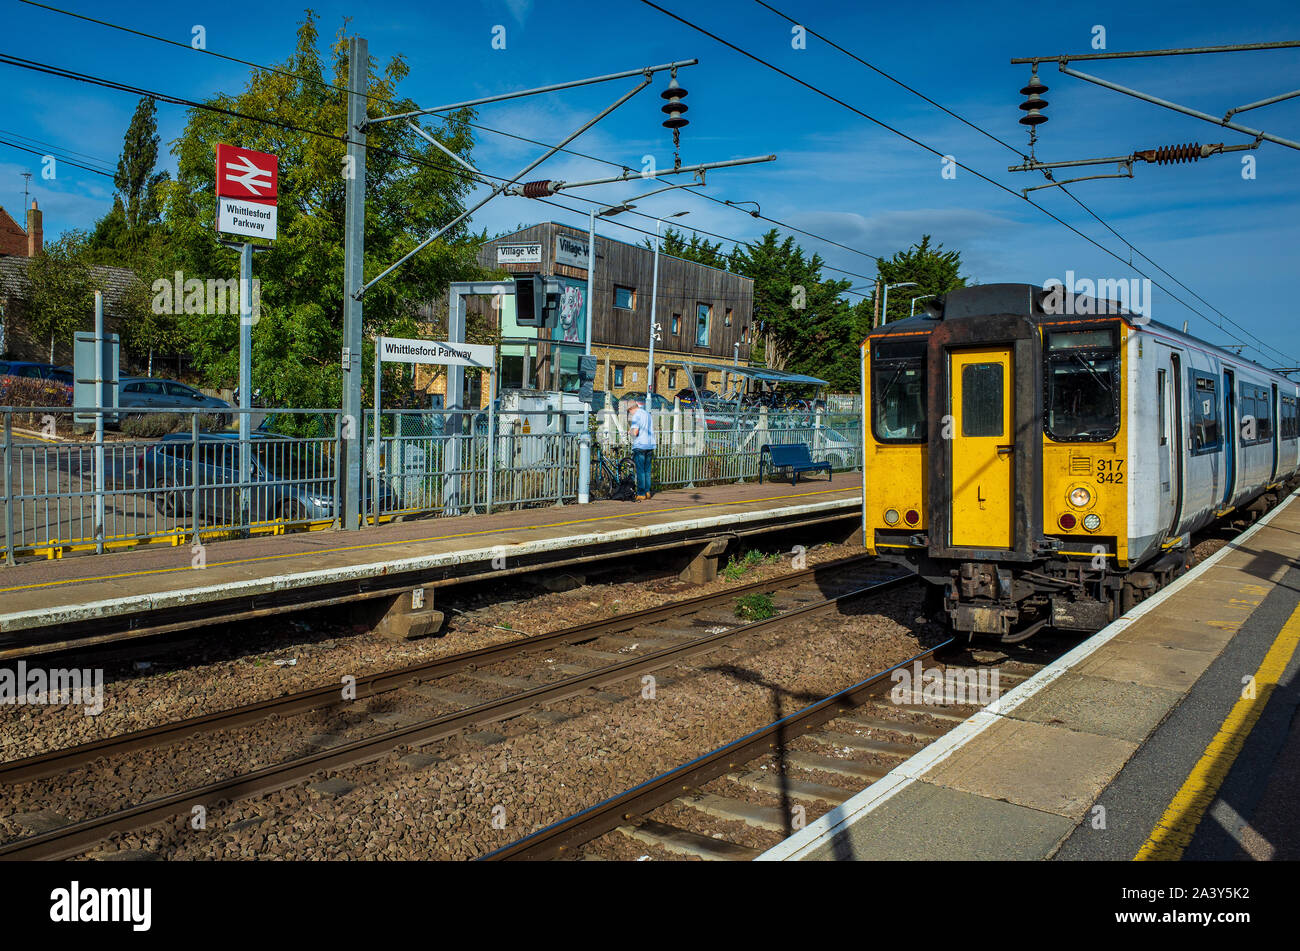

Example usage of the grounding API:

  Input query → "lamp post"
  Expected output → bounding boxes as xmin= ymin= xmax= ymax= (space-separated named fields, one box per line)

xmin=648 ymin=211 xmax=689 ymax=398
xmin=578 ymin=201 xmax=636 ymax=504
xmin=881 ymin=281 xmax=918 ymax=326
xmin=910 ymin=294 xmax=936 ymax=317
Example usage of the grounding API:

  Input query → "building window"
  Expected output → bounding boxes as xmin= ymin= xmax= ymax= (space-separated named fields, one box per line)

xmin=614 ymin=365 xmax=625 ymax=387
xmin=725 ymin=308 xmax=732 ymax=327
xmin=671 ymin=313 xmax=681 ymax=334
xmin=696 ymin=303 xmax=711 ymax=347
xmin=668 ymin=368 xmax=678 ymax=388
xmin=613 ymin=286 xmax=635 ymax=310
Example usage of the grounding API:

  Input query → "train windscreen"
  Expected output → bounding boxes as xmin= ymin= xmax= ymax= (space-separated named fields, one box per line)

xmin=1045 ymin=328 xmax=1120 ymax=442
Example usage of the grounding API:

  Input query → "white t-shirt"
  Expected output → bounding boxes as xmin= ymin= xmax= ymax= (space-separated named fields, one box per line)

xmin=629 ymin=407 xmax=656 ymax=450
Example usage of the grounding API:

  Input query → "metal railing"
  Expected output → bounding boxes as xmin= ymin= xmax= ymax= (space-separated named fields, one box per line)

xmin=2 ymin=402 xmax=861 ymax=563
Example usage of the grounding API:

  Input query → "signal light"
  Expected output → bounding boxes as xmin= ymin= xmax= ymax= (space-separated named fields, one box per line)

xmin=904 ymin=509 xmax=920 ymax=526
xmin=1059 ymin=513 xmax=1077 ymax=530
xmin=884 ymin=508 xmax=900 ymax=526
xmin=1083 ymin=513 xmax=1102 ymax=532
xmin=1019 ymin=72 xmax=1049 ymax=127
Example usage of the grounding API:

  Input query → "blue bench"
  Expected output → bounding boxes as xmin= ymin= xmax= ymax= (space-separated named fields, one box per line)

xmin=759 ymin=443 xmax=832 ymax=485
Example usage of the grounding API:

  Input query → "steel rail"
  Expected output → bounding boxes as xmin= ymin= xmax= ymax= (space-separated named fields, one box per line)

xmin=481 ymin=638 xmax=949 ymax=860
xmin=0 ymin=570 xmax=912 ymax=861
xmin=0 ymin=553 xmax=880 ymax=783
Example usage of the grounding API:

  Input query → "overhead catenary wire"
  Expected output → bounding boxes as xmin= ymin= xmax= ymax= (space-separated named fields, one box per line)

xmin=753 ymin=2 xmax=1281 ymax=363
xmin=643 ymin=0 xmax=1296 ymax=367
xmin=0 ymin=48 xmax=876 ymax=292
xmin=15 ymin=0 xmax=884 ymax=270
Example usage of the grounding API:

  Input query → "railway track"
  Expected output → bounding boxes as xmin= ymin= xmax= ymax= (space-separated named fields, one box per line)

xmin=0 ymin=554 xmax=909 ymax=861
xmin=482 ymin=635 xmax=1071 ymax=861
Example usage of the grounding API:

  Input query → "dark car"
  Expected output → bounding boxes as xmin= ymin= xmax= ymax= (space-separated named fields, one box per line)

xmin=143 ymin=431 xmax=395 ymax=524
xmin=118 ymin=377 xmax=232 ymax=426
xmin=0 ymin=361 xmax=73 ymax=385
xmin=618 ymin=391 xmax=674 ymax=412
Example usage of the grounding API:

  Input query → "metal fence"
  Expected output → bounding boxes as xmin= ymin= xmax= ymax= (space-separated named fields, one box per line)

xmin=1 ymin=402 xmax=860 ymax=563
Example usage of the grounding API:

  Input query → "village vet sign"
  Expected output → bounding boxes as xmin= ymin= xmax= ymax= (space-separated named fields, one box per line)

xmin=215 ymin=143 xmax=279 ymax=240
xmin=377 ymin=338 xmax=495 ymax=367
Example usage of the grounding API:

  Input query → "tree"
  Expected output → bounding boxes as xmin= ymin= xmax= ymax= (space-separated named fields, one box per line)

xmin=25 ymin=232 xmax=95 ymax=363
xmin=87 ymin=98 xmax=171 ymax=266
xmin=649 ymin=228 xmax=729 ymax=269
xmin=162 ymin=13 xmax=488 ymax=410
xmin=874 ymin=235 xmax=968 ymax=324
xmin=728 ymin=229 xmax=858 ymax=388
xmin=115 ymin=97 xmax=169 ymax=235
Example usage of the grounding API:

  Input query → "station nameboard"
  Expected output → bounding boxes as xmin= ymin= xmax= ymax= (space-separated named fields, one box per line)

xmin=378 ymin=337 xmax=495 ymax=368
xmin=215 ymin=143 xmax=279 ymax=240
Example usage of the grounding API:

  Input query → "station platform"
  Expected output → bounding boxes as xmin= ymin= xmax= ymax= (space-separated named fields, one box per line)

xmin=764 ymin=488 xmax=1300 ymax=862
xmin=0 ymin=475 xmax=862 ymax=658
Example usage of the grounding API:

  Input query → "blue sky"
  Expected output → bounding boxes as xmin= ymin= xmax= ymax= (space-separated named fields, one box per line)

xmin=2 ymin=0 xmax=1298 ymax=364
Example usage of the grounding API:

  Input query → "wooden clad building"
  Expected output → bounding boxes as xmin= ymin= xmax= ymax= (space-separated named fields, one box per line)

xmin=474 ymin=221 xmax=754 ymax=399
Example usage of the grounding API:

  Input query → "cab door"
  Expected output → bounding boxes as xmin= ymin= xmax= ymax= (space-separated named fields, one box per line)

xmin=949 ymin=348 xmax=1014 ymax=549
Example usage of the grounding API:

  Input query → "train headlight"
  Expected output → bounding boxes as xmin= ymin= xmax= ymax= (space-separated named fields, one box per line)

xmin=1068 ymin=486 xmax=1092 ymax=508
xmin=883 ymin=508 xmax=900 ymax=526
xmin=1083 ymin=513 xmax=1101 ymax=532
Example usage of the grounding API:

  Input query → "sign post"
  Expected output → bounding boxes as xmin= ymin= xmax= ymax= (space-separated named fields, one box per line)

xmin=215 ymin=143 xmax=278 ymax=530
xmin=374 ymin=338 xmax=496 ymax=519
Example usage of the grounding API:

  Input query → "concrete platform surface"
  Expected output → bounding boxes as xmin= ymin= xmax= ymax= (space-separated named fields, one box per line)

xmin=763 ymin=488 xmax=1300 ymax=862
xmin=0 ymin=475 xmax=860 ymax=638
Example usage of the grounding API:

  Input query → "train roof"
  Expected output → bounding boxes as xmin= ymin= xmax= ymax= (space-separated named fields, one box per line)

xmin=866 ymin=283 xmax=1296 ymax=387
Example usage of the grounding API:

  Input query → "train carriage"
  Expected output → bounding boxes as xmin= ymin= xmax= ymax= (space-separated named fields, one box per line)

xmin=862 ymin=283 xmax=1300 ymax=642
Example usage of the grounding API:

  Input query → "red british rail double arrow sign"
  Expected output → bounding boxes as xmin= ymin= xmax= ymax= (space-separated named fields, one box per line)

xmin=215 ymin=143 xmax=279 ymax=240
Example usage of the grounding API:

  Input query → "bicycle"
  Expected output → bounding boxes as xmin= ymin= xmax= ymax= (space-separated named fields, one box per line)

xmin=591 ymin=442 xmax=637 ymax=500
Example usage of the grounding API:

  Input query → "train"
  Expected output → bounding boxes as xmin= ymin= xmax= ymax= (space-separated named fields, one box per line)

xmin=860 ymin=283 xmax=1300 ymax=642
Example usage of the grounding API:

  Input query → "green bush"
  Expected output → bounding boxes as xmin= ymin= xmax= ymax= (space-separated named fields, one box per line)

xmin=122 ymin=413 xmax=224 ymax=438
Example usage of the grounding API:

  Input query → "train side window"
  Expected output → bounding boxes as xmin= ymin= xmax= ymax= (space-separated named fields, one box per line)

xmin=1239 ymin=383 xmax=1271 ymax=444
xmin=1282 ymin=396 xmax=1299 ymax=440
xmin=960 ymin=362 xmax=1003 ymax=437
xmin=1189 ymin=373 xmax=1221 ymax=454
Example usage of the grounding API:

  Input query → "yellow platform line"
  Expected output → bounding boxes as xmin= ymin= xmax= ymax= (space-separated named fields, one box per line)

xmin=0 ymin=485 xmax=856 ymax=595
xmin=1133 ymin=598 xmax=1300 ymax=861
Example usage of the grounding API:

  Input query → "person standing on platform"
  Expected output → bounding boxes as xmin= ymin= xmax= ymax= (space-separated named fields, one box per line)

xmin=627 ymin=399 xmax=656 ymax=501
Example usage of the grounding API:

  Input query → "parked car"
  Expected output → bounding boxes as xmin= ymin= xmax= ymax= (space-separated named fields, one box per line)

xmin=673 ymin=387 xmax=718 ymax=406
xmin=142 ymin=431 xmax=394 ymax=524
xmin=117 ymin=377 xmax=232 ymax=427
xmin=0 ymin=361 xmax=73 ymax=385
xmin=618 ymin=391 xmax=674 ymax=412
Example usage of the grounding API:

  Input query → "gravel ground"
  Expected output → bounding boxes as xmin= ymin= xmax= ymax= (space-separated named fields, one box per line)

xmin=61 ymin=580 xmax=937 ymax=860
xmin=0 ymin=540 xmax=860 ymax=761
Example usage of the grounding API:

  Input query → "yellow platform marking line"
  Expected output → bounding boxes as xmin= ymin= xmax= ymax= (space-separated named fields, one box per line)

xmin=0 ymin=486 xmax=856 ymax=595
xmin=1134 ymin=598 xmax=1300 ymax=861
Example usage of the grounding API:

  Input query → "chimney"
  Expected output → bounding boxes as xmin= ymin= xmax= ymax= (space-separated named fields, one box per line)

xmin=26 ymin=199 xmax=42 ymax=257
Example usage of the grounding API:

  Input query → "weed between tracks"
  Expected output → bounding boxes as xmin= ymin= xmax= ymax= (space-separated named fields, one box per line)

xmin=734 ymin=592 xmax=776 ymax=621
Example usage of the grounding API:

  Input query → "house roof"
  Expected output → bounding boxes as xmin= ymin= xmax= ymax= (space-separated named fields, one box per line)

xmin=0 ymin=255 xmax=142 ymax=310
xmin=0 ymin=206 xmax=27 ymax=256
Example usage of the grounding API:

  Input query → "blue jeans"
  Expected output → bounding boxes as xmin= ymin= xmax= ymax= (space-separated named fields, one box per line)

xmin=632 ymin=448 xmax=653 ymax=496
